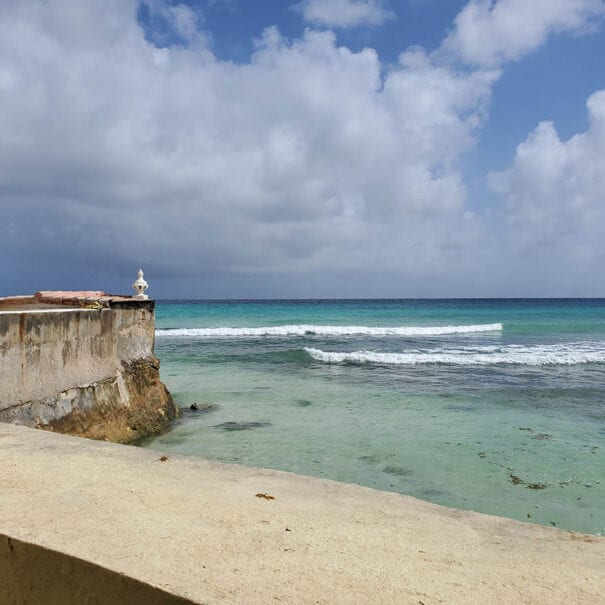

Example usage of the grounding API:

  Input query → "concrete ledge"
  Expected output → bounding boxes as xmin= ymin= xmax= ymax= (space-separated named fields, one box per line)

xmin=1 ymin=424 xmax=604 ymax=604
xmin=0 ymin=291 xmax=154 ymax=311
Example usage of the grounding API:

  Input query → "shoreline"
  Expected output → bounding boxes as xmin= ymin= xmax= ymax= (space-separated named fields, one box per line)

xmin=148 ymin=401 xmax=604 ymax=537
xmin=152 ymin=298 xmax=605 ymax=538
xmin=2 ymin=423 xmax=604 ymax=604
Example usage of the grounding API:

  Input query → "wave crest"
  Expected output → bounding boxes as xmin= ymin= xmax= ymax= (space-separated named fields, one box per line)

xmin=156 ymin=323 xmax=503 ymax=338
xmin=304 ymin=343 xmax=605 ymax=366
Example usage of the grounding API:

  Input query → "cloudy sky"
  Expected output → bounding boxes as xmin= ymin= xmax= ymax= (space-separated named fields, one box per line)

xmin=1 ymin=0 xmax=604 ymax=298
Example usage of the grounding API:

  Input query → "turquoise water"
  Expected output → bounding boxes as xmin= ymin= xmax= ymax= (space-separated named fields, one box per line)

xmin=142 ymin=299 xmax=605 ymax=535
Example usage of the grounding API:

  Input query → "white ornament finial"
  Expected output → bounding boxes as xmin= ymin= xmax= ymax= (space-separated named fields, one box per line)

xmin=132 ymin=269 xmax=149 ymax=300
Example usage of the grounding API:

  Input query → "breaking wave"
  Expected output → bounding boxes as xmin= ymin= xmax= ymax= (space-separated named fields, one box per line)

xmin=156 ymin=323 xmax=503 ymax=338
xmin=304 ymin=342 xmax=605 ymax=366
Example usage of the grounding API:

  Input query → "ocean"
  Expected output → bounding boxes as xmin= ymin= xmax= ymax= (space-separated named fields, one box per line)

xmin=142 ymin=299 xmax=605 ymax=535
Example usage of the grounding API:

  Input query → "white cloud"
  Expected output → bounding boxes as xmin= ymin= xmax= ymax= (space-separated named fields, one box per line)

xmin=139 ymin=0 xmax=211 ymax=48
xmin=489 ymin=90 xmax=605 ymax=262
xmin=0 ymin=0 xmax=496 ymax=290
xmin=294 ymin=0 xmax=393 ymax=29
xmin=0 ymin=0 xmax=604 ymax=296
xmin=440 ymin=0 xmax=605 ymax=66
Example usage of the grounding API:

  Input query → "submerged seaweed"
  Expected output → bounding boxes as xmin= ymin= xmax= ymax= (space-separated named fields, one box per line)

xmin=296 ymin=399 xmax=314 ymax=407
xmin=383 ymin=465 xmax=414 ymax=477
xmin=213 ymin=421 xmax=272 ymax=431
xmin=358 ymin=454 xmax=380 ymax=463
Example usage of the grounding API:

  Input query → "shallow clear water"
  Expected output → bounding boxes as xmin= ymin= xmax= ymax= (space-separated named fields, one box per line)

xmin=142 ymin=299 xmax=605 ymax=535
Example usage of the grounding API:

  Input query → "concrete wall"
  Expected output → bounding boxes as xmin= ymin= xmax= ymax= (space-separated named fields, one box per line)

xmin=0 ymin=304 xmax=154 ymax=410
xmin=0 ymin=301 xmax=177 ymax=442
xmin=0 ymin=534 xmax=194 ymax=605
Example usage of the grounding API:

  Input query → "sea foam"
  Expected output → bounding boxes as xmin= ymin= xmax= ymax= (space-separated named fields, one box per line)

xmin=304 ymin=342 xmax=605 ymax=366
xmin=156 ymin=323 xmax=503 ymax=338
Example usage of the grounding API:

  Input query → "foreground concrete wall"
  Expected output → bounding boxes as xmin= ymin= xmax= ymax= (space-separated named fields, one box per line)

xmin=0 ymin=301 xmax=178 ymax=442
xmin=0 ymin=424 xmax=603 ymax=605
xmin=0 ymin=535 xmax=193 ymax=605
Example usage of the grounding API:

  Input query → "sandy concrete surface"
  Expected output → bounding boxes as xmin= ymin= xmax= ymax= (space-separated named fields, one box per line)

xmin=0 ymin=424 xmax=603 ymax=604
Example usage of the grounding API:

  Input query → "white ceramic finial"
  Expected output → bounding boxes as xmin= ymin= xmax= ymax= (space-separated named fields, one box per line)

xmin=132 ymin=269 xmax=149 ymax=300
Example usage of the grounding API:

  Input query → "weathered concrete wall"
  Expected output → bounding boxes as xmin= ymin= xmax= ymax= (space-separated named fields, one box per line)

xmin=0 ymin=534 xmax=194 ymax=605
xmin=0 ymin=300 xmax=178 ymax=442
xmin=0 ymin=305 xmax=154 ymax=409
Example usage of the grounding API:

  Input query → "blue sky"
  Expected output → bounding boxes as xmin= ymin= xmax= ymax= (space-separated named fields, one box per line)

xmin=157 ymin=1 xmax=468 ymax=63
xmin=138 ymin=0 xmax=605 ymax=156
xmin=1 ymin=0 xmax=604 ymax=298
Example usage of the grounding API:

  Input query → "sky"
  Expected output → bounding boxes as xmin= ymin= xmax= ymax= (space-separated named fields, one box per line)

xmin=1 ymin=0 xmax=604 ymax=299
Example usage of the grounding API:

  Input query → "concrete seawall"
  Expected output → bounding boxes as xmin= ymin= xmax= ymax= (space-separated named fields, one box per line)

xmin=0 ymin=291 xmax=178 ymax=442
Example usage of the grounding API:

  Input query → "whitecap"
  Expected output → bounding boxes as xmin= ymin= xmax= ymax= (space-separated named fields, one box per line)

xmin=156 ymin=323 xmax=503 ymax=338
xmin=303 ymin=342 xmax=605 ymax=366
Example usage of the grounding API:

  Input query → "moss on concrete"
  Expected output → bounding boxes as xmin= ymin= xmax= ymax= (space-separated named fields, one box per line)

xmin=42 ymin=357 xmax=179 ymax=444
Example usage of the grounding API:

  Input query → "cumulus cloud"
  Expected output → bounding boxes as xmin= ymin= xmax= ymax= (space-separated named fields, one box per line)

xmin=139 ymin=0 xmax=207 ymax=46
xmin=440 ymin=0 xmax=605 ymax=66
xmin=0 ymin=0 xmax=496 ymax=292
xmin=0 ymin=0 xmax=604 ymax=296
xmin=294 ymin=0 xmax=393 ymax=29
xmin=489 ymin=91 xmax=605 ymax=258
